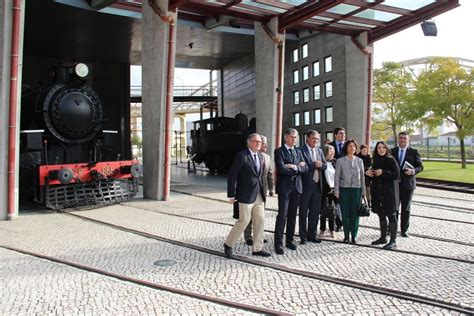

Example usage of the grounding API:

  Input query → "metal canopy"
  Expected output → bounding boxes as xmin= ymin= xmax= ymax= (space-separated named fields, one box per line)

xmin=102 ymin=0 xmax=459 ymax=43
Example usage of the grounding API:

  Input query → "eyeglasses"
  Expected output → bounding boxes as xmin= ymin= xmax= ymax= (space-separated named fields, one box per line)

xmin=250 ymin=140 xmax=262 ymax=143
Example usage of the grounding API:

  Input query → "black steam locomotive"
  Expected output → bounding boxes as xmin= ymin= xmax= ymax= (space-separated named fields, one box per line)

xmin=190 ymin=113 xmax=256 ymax=173
xmin=20 ymin=63 xmax=141 ymax=209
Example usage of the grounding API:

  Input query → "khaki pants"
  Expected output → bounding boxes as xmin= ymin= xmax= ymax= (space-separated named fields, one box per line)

xmin=225 ymin=194 xmax=265 ymax=252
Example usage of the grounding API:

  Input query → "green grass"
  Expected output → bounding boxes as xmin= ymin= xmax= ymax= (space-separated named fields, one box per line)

xmin=417 ymin=161 xmax=474 ymax=184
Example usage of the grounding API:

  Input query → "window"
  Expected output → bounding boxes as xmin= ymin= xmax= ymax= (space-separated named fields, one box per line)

xmin=303 ymin=88 xmax=310 ymax=103
xmin=314 ymin=109 xmax=321 ymax=124
xmin=302 ymin=44 xmax=308 ymax=59
xmin=303 ymin=111 xmax=310 ymax=125
xmin=302 ymin=66 xmax=309 ymax=80
xmin=324 ymin=56 xmax=332 ymax=73
xmin=325 ymin=132 xmax=333 ymax=141
xmin=293 ymin=70 xmax=299 ymax=84
xmin=293 ymin=113 xmax=300 ymax=127
xmin=293 ymin=91 xmax=300 ymax=105
xmin=325 ymin=81 xmax=333 ymax=98
xmin=292 ymin=49 xmax=298 ymax=63
xmin=325 ymin=106 xmax=333 ymax=123
xmin=313 ymin=85 xmax=321 ymax=100
xmin=312 ymin=61 xmax=320 ymax=77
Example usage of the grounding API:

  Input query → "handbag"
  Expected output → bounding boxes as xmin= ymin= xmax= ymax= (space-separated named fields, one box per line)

xmin=320 ymin=198 xmax=336 ymax=218
xmin=357 ymin=196 xmax=371 ymax=217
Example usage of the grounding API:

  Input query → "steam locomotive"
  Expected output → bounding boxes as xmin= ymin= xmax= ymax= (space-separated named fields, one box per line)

xmin=190 ymin=113 xmax=256 ymax=173
xmin=19 ymin=63 xmax=141 ymax=209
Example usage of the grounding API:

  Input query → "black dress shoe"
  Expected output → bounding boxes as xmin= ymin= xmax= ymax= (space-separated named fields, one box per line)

xmin=343 ymin=238 xmax=349 ymax=243
xmin=300 ymin=239 xmax=307 ymax=245
xmin=286 ymin=242 xmax=297 ymax=250
xmin=224 ymin=243 xmax=233 ymax=259
xmin=308 ymin=238 xmax=322 ymax=243
xmin=383 ymin=240 xmax=397 ymax=250
xmin=252 ymin=250 xmax=271 ymax=257
xmin=401 ymin=232 xmax=409 ymax=237
xmin=245 ymin=239 xmax=253 ymax=246
xmin=264 ymin=239 xmax=268 ymax=243
xmin=275 ymin=247 xmax=284 ymax=255
xmin=371 ymin=238 xmax=387 ymax=245
xmin=351 ymin=237 xmax=357 ymax=244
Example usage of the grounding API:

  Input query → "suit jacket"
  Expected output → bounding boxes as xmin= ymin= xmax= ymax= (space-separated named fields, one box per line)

xmin=299 ymin=144 xmax=327 ymax=193
xmin=227 ymin=149 xmax=265 ymax=204
xmin=391 ymin=146 xmax=423 ymax=191
xmin=330 ymin=140 xmax=345 ymax=159
xmin=274 ymin=146 xmax=308 ymax=195
xmin=261 ymin=152 xmax=274 ymax=196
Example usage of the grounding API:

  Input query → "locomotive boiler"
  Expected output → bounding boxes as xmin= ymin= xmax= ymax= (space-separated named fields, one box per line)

xmin=19 ymin=63 xmax=141 ymax=209
xmin=190 ymin=113 xmax=256 ymax=173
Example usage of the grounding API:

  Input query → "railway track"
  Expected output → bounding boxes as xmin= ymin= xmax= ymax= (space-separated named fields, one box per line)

xmin=30 ymin=210 xmax=473 ymax=314
xmin=171 ymin=189 xmax=474 ymax=247
xmin=0 ymin=245 xmax=284 ymax=315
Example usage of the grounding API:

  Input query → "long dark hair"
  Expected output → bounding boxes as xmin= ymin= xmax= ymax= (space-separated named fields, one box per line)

xmin=372 ymin=141 xmax=393 ymax=166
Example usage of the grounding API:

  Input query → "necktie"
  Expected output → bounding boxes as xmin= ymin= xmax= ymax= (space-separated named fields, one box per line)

xmin=338 ymin=142 xmax=343 ymax=155
xmin=313 ymin=148 xmax=319 ymax=183
xmin=289 ymin=148 xmax=294 ymax=161
xmin=311 ymin=148 xmax=316 ymax=162
xmin=253 ymin=154 xmax=260 ymax=173
xmin=399 ymin=149 xmax=404 ymax=165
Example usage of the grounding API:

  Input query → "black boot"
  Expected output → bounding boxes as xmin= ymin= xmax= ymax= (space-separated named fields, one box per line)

xmin=383 ymin=240 xmax=397 ymax=250
xmin=372 ymin=216 xmax=388 ymax=245
xmin=383 ymin=219 xmax=398 ymax=250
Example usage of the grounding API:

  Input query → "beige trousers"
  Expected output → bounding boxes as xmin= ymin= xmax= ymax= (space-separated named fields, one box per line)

xmin=225 ymin=194 xmax=265 ymax=252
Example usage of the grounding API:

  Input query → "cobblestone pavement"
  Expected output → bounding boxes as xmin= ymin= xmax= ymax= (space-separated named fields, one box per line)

xmin=0 ymin=205 xmax=462 ymax=314
xmin=0 ymin=248 xmax=249 ymax=315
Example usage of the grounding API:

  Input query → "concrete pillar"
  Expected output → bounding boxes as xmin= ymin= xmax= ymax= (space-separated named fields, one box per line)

xmin=0 ymin=0 xmax=25 ymax=220
xmin=142 ymin=0 xmax=176 ymax=201
xmin=345 ymin=32 xmax=370 ymax=145
xmin=254 ymin=18 xmax=285 ymax=156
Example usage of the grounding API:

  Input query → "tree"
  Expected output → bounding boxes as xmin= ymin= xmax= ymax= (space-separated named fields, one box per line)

xmin=372 ymin=62 xmax=416 ymax=142
xmin=414 ymin=57 xmax=473 ymax=168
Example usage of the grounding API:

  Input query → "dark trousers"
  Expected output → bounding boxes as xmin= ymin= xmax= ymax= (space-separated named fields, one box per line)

xmin=298 ymin=182 xmax=322 ymax=241
xmin=320 ymin=216 xmax=335 ymax=231
xmin=378 ymin=212 xmax=397 ymax=241
xmin=274 ymin=186 xmax=300 ymax=248
xmin=339 ymin=187 xmax=362 ymax=239
xmin=398 ymin=188 xmax=414 ymax=233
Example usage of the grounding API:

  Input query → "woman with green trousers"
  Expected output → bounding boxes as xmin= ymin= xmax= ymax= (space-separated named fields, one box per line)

xmin=334 ymin=139 xmax=366 ymax=244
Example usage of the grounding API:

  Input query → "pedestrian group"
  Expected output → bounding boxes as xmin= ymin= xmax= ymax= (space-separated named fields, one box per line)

xmin=224 ymin=127 xmax=423 ymax=258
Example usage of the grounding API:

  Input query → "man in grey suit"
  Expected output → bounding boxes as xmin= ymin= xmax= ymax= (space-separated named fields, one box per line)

xmin=244 ymin=135 xmax=274 ymax=246
xmin=299 ymin=130 xmax=327 ymax=244
xmin=224 ymin=133 xmax=271 ymax=258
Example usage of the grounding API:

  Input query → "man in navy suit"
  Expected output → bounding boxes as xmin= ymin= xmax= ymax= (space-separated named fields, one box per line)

xmin=299 ymin=130 xmax=327 ymax=244
xmin=391 ymin=131 xmax=423 ymax=237
xmin=224 ymin=133 xmax=271 ymax=258
xmin=329 ymin=127 xmax=346 ymax=159
xmin=274 ymin=128 xmax=308 ymax=255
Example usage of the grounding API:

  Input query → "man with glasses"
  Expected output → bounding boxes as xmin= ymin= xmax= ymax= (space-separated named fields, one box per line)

xmin=391 ymin=131 xmax=423 ymax=237
xmin=299 ymin=130 xmax=326 ymax=244
xmin=224 ymin=133 xmax=271 ymax=258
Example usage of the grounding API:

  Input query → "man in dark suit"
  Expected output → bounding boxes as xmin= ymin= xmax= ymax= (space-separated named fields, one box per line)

xmin=329 ymin=126 xmax=346 ymax=231
xmin=391 ymin=131 xmax=423 ymax=237
xmin=274 ymin=128 xmax=308 ymax=255
xmin=299 ymin=130 xmax=327 ymax=244
xmin=224 ymin=133 xmax=271 ymax=258
xmin=243 ymin=135 xmax=274 ymax=245
xmin=330 ymin=127 xmax=346 ymax=159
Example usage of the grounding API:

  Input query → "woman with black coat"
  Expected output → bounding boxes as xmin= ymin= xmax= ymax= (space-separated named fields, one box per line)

xmin=366 ymin=141 xmax=400 ymax=250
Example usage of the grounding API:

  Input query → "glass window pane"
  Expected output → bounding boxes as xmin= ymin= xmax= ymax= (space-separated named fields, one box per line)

xmin=324 ymin=56 xmax=332 ymax=73
xmin=354 ymin=9 xmax=401 ymax=22
xmin=293 ymin=70 xmax=299 ymax=84
xmin=313 ymin=85 xmax=320 ymax=100
xmin=292 ymin=49 xmax=298 ymax=63
xmin=383 ymin=0 xmax=435 ymax=11
xmin=325 ymin=132 xmax=333 ymax=141
xmin=302 ymin=44 xmax=308 ymax=59
xmin=312 ymin=61 xmax=320 ymax=77
xmin=294 ymin=113 xmax=300 ymax=127
xmin=325 ymin=106 xmax=333 ymax=123
xmin=326 ymin=3 xmax=359 ymax=15
xmin=302 ymin=66 xmax=309 ymax=80
xmin=303 ymin=111 xmax=310 ymax=125
xmin=303 ymin=88 xmax=309 ymax=103
xmin=314 ymin=109 xmax=321 ymax=124
xmin=325 ymin=81 xmax=333 ymax=98
xmin=293 ymin=91 xmax=300 ymax=105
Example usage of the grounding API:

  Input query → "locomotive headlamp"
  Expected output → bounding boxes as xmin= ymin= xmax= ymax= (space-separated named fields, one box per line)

xmin=74 ymin=63 xmax=89 ymax=78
